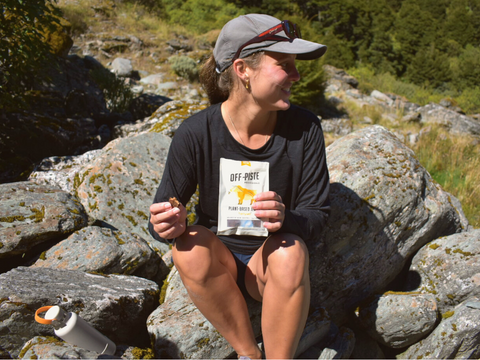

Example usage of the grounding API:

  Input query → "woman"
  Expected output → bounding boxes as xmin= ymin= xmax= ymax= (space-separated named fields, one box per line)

xmin=149 ymin=13 xmax=330 ymax=359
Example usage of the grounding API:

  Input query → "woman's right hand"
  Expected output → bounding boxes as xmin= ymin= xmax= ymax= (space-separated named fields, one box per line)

xmin=149 ymin=201 xmax=187 ymax=240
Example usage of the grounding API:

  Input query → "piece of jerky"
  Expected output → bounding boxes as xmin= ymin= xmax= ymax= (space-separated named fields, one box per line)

xmin=169 ymin=197 xmax=180 ymax=208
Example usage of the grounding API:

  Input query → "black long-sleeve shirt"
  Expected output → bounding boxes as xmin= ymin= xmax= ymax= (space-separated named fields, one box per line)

xmin=148 ymin=102 xmax=330 ymax=254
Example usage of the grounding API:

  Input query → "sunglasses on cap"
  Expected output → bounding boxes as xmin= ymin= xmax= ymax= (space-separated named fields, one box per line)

xmin=232 ymin=20 xmax=302 ymax=62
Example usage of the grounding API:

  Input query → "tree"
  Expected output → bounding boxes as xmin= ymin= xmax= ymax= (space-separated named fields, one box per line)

xmin=394 ymin=0 xmax=436 ymax=65
xmin=444 ymin=0 xmax=475 ymax=47
xmin=455 ymin=45 xmax=480 ymax=90
xmin=0 ymin=0 xmax=61 ymax=110
xmin=404 ymin=45 xmax=452 ymax=89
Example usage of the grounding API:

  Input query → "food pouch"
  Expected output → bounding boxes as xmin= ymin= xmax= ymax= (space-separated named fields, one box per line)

xmin=217 ymin=158 xmax=269 ymax=236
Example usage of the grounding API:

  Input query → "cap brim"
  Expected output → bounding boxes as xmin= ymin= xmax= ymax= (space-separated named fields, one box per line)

xmin=266 ymin=38 xmax=327 ymax=60
xmin=241 ymin=37 xmax=327 ymax=61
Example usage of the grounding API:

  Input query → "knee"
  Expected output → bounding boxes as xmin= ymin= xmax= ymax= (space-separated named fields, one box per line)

xmin=172 ymin=225 xmax=216 ymax=283
xmin=264 ymin=234 xmax=309 ymax=290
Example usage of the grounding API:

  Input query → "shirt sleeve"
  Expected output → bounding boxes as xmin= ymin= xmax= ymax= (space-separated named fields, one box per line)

xmin=148 ymin=122 xmax=198 ymax=242
xmin=279 ymin=114 xmax=330 ymax=243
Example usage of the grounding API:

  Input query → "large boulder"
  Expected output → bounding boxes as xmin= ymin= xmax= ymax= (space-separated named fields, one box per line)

xmin=398 ymin=298 xmax=480 ymax=359
xmin=0 ymin=182 xmax=88 ymax=266
xmin=72 ymin=132 xmax=171 ymax=254
xmin=31 ymin=225 xmax=169 ymax=284
xmin=31 ymin=132 xmax=172 ymax=256
xmin=113 ymin=99 xmax=206 ymax=138
xmin=0 ymin=266 xmax=159 ymax=358
xmin=309 ymin=125 xmax=468 ymax=323
xmin=29 ymin=150 xmax=103 ymax=194
xmin=355 ymin=292 xmax=438 ymax=348
xmin=405 ymin=229 xmax=480 ymax=313
xmin=418 ymin=103 xmax=480 ymax=137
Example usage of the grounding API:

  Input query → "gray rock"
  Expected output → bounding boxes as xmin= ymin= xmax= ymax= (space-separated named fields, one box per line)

xmin=73 ymin=132 xmax=170 ymax=252
xmin=356 ymin=292 xmax=438 ymax=348
xmin=318 ymin=326 xmax=355 ymax=359
xmin=29 ymin=150 xmax=103 ymax=194
xmin=309 ymin=125 xmax=468 ymax=324
xmin=321 ymin=118 xmax=353 ymax=136
xmin=402 ymin=112 xmax=422 ymax=123
xmin=166 ymin=39 xmax=192 ymax=52
xmin=0 ymin=182 xmax=88 ymax=259
xmin=0 ymin=266 xmax=159 ymax=358
xmin=139 ymin=73 xmax=165 ymax=86
xmin=398 ymin=298 xmax=480 ymax=359
xmin=19 ymin=338 xmax=149 ymax=359
xmin=406 ymin=229 xmax=480 ymax=313
xmin=31 ymin=226 xmax=169 ymax=283
xmin=324 ymin=65 xmax=359 ymax=92
xmin=113 ymin=99 xmax=205 ymax=139
xmin=111 ymin=58 xmax=133 ymax=77
xmin=419 ymin=103 xmax=480 ymax=137
xmin=18 ymin=336 xmax=100 ymax=359
xmin=370 ymin=90 xmax=394 ymax=107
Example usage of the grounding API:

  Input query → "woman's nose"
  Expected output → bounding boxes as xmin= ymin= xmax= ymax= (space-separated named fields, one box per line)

xmin=290 ymin=65 xmax=300 ymax=82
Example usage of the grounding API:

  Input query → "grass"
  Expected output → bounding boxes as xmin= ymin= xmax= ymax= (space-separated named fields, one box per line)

xmin=412 ymin=128 xmax=480 ymax=228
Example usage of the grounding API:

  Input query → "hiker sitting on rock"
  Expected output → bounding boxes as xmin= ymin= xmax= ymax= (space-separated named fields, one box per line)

xmin=149 ymin=13 xmax=330 ymax=359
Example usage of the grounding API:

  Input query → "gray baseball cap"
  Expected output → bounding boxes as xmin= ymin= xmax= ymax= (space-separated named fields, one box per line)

xmin=213 ymin=14 xmax=327 ymax=73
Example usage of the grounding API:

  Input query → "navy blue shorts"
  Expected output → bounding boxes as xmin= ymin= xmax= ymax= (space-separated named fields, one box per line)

xmin=230 ymin=251 xmax=257 ymax=301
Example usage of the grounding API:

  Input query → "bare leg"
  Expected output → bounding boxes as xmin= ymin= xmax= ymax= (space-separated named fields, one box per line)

xmin=173 ymin=225 xmax=262 ymax=359
xmin=246 ymin=233 xmax=310 ymax=359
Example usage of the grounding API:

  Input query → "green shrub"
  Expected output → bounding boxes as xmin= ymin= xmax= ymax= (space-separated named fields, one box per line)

xmin=162 ymin=0 xmax=243 ymax=34
xmin=290 ymin=58 xmax=326 ymax=113
xmin=169 ymin=55 xmax=199 ymax=82
xmin=456 ymin=87 xmax=480 ymax=115
xmin=89 ymin=67 xmax=134 ymax=113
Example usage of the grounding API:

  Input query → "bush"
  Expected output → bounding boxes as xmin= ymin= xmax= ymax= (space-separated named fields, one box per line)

xmin=89 ymin=67 xmax=134 ymax=113
xmin=290 ymin=58 xmax=326 ymax=113
xmin=169 ymin=55 xmax=199 ymax=82
xmin=456 ymin=87 xmax=480 ymax=115
xmin=0 ymin=0 xmax=62 ymax=110
xmin=161 ymin=0 xmax=243 ymax=34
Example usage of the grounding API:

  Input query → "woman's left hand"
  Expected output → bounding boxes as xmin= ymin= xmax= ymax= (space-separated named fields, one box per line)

xmin=252 ymin=191 xmax=285 ymax=232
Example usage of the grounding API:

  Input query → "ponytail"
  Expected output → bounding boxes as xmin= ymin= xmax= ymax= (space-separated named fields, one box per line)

xmin=200 ymin=52 xmax=265 ymax=105
xmin=199 ymin=55 xmax=232 ymax=105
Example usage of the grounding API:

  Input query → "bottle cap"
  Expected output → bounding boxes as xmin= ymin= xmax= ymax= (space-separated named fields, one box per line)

xmin=35 ymin=306 xmax=55 ymax=325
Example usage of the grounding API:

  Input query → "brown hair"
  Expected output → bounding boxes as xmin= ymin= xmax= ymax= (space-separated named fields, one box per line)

xmin=199 ymin=52 xmax=264 ymax=105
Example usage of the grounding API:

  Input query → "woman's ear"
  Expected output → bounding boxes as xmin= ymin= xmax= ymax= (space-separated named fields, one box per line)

xmin=232 ymin=58 xmax=249 ymax=83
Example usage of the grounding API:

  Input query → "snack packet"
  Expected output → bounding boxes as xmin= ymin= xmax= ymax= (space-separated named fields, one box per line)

xmin=217 ymin=158 xmax=269 ymax=236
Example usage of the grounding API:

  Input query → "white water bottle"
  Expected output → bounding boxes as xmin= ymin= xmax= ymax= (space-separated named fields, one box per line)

xmin=35 ymin=306 xmax=116 ymax=355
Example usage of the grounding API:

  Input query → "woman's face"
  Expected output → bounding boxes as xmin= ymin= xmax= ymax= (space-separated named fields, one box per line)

xmin=248 ymin=51 xmax=300 ymax=111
